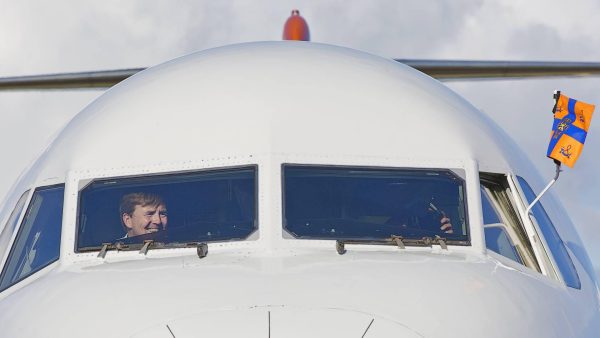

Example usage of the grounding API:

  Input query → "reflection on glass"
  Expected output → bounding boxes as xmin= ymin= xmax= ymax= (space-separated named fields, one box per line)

xmin=480 ymin=177 xmax=540 ymax=272
xmin=517 ymin=176 xmax=581 ymax=289
xmin=0 ymin=190 xmax=30 ymax=265
xmin=484 ymin=226 xmax=522 ymax=263
xmin=0 ymin=186 xmax=63 ymax=292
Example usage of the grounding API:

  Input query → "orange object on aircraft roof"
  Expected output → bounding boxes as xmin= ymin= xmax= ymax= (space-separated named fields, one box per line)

xmin=283 ymin=10 xmax=310 ymax=41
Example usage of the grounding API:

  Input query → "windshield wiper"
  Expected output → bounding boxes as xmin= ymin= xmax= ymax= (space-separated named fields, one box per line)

xmin=139 ymin=240 xmax=208 ymax=258
xmin=335 ymin=235 xmax=449 ymax=255
xmin=97 ymin=241 xmax=130 ymax=258
xmin=95 ymin=240 xmax=158 ymax=258
xmin=139 ymin=240 xmax=153 ymax=255
xmin=96 ymin=240 xmax=208 ymax=259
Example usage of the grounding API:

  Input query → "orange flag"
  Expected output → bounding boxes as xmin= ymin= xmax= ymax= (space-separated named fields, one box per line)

xmin=547 ymin=92 xmax=595 ymax=167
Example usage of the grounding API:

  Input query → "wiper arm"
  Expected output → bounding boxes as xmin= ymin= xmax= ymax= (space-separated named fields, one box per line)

xmin=139 ymin=240 xmax=153 ymax=255
xmin=98 ymin=243 xmax=110 ymax=258
xmin=335 ymin=235 xmax=449 ymax=255
xmin=392 ymin=235 xmax=405 ymax=249
xmin=97 ymin=241 xmax=130 ymax=258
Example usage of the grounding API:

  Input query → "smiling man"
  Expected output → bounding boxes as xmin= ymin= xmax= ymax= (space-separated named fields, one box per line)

xmin=120 ymin=192 xmax=168 ymax=238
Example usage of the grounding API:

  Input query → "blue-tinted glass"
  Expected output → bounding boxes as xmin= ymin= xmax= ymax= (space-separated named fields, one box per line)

xmin=481 ymin=187 xmax=522 ymax=264
xmin=517 ymin=176 xmax=581 ymax=289
xmin=283 ymin=165 xmax=469 ymax=242
xmin=77 ymin=167 xmax=257 ymax=250
xmin=480 ymin=189 xmax=501 ymax=224
xmin=0 ymin=186 xmax=64 ymax=292
xmin=484 ymin=226 xmax=523 ymax=264
xmin=0 ymin=190 xmax=30 ymax=265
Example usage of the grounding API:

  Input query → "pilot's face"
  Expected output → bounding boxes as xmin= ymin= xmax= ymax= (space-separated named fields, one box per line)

xmin=123 ymin=204 xmax=168 ymax=237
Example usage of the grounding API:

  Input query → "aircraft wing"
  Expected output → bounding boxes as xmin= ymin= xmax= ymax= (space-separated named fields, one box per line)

xmin=2 ymin=61 xmax=600 ymax=90
xmin=399 ymin=60 xmax=600 ymax=80
xmin=0 ymin=68 xmax=144 ymax=90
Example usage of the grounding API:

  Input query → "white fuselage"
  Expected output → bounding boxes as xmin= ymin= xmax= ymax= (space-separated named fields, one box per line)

xmin=0 ymin=42 xmax=597 ymax=337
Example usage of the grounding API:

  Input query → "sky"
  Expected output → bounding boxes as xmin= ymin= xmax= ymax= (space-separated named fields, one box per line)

xmin=0 ymin=1 xmax=599 ymax=270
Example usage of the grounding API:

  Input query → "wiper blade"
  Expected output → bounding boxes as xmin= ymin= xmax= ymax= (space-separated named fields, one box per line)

xmin=335 ymin=235 xmax=452 ymax=255
xmin=95 ymin=240 xmax=208 ymax=259
xmin=138 ymin=240 xmax=209 ymax=258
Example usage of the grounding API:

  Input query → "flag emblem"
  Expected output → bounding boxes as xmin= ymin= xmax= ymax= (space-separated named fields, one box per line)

xmin=556 ymin=119 xmax=570 ymax=133
xmin=559 ymin=145 xmax=572 ymax=158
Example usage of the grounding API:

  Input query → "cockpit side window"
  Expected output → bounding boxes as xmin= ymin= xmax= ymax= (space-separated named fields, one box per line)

xmin=516 ymin=176 xmax=581 ymax=289
xmin=480 ymin=174 xmax=540 ymax=272
xmin=0 ymin=190 xmax=30 ymax=267
xmin=0 ymin=185 xmax=64 ymax=293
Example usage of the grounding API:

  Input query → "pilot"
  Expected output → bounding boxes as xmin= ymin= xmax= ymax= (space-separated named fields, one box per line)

xmin=402 ymin=207 xmax=454 ymax=234
xmin=119 ymin=192 xmax=168 ymax=238
xmin=426 ymin=202 xmax=454 ymax=234
xmin=440 ymin=216 xmax=453 ymax=234
xmin=387 ymin=198 xmax=454 ymax=235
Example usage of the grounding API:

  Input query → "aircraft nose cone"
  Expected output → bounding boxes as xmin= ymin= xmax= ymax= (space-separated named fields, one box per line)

xmin=132 ymin=307 xmax=421 ymax=337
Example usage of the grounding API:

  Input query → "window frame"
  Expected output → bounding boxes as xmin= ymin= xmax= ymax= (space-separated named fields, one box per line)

xmin=74 ymin=165 xmax=260 ymax=253
xmin=479 ymin=174 xmax=541 ymax=272
xmin=0 ymin=184 xmax=65 ymax=293
xmin=477 ymin=173 xmax=567 ymax=281
xmin=281 ymin=163 xmax=470 ymax=244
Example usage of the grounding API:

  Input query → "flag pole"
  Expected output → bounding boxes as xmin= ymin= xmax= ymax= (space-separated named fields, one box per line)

xmin=525 ymin=160 xmax=561 ymax=214
xmin=525 ymin=90 xmax=562 ymax=214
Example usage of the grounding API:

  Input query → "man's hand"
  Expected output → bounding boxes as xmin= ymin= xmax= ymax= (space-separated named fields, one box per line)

xmin=440 ymin=217 xmax=453 ymax=234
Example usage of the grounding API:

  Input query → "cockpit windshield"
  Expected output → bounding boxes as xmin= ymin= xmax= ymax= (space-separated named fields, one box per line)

xmin=76 ymin=166 xmax=257 ymax=252
xmin=282 ymin=165 xmax=469 ymax=244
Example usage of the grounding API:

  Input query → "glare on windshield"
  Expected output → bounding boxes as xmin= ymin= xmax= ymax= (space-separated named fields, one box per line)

xmin=76 ymin=166 xmax=257 ymax=251
xmin=282 ymin=165 xmax=469 ymax=244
